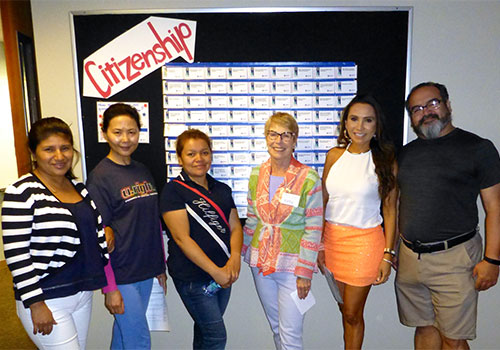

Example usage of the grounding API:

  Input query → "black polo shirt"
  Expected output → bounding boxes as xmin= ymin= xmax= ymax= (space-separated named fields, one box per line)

xmin=160 ymin=170 xmax=236 ymax=282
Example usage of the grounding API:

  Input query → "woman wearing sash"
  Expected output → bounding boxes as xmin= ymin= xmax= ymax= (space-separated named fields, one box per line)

xmin=160 ymin=129 xmax=243 ymax=350
xmin=317 ymin=95 xmax=398 ymax=349
xmin=242 ymin=112 xmax=323 ymax=350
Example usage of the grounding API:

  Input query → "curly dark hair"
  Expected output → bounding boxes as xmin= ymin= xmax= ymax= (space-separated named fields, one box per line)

xmin=337 ymin=94 xmax=396 ymax=202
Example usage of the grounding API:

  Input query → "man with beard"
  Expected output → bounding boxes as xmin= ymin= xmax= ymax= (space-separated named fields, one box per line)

xmin=395 ymin=82 xmax=500 ymax=349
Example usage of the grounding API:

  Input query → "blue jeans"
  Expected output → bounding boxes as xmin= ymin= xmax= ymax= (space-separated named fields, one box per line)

xmin=111 ymin=278 xmax=153 ymax=350
xmin=173 ymin=278 xmax=231 ymax=350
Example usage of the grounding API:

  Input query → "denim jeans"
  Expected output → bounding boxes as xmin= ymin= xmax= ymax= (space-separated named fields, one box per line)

xmin=173 ymin=278 xmax=231 ymax=350
xmin=111 ymin=278 xmax=153 ymax=350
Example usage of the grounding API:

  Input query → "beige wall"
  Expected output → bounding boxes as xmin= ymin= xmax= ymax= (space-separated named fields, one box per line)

xmin=30 ymin=1 xmax=500 ymax=349
xmin=0 ymin=41 xmax=18 ymax=189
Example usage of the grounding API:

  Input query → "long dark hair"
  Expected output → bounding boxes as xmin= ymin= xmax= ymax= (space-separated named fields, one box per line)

xmin=337 ymin=94 xmax=396 ymax=202
xmin=28 ymin=117 xmax=78 ymax=179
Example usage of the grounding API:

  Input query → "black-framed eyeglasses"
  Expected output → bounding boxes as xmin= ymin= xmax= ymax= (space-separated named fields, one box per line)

xmin=266 ymin=130 xmax=295 ymax=142
xmin=410 ymin=98 xmax=442 ymax=116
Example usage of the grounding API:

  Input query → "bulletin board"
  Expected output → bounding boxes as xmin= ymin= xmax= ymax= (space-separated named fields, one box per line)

xmin=71 ymin=8 xmax=411 ymax=194
xmin=162 ymin=61 xmax=358 ymax=218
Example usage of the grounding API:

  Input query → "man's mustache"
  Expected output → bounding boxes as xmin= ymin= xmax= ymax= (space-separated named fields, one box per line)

xmin=418 ymin=113 xmax=439 ymax=127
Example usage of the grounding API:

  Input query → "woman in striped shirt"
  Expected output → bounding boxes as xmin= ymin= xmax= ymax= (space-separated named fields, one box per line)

xmin=2 ymin=117 xmax=122 ymax=350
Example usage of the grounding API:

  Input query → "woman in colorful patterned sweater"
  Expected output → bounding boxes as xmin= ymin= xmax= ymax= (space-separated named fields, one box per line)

xmin=242 ymin=112 xmax=323 ymax=350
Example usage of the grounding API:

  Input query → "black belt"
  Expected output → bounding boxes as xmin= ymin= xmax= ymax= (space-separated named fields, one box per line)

xmin=401 ymin=229 xmax=477 ymax=254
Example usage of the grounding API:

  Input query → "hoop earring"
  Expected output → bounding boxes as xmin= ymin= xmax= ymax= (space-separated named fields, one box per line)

xmin=344 ymin=129 xmax=350 ymax=140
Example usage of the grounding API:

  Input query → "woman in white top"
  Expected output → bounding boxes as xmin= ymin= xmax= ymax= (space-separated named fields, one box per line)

xmin=318 ymin=94 xmax=398 ymax=349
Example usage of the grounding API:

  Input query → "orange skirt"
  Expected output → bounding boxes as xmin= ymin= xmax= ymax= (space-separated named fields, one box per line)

xmin=324 ymin=221 xmax=384 ymax=287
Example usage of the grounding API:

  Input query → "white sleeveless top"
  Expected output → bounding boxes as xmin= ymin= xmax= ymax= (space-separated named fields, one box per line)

xmin=324 ymin=148 xmax=383 ymax=228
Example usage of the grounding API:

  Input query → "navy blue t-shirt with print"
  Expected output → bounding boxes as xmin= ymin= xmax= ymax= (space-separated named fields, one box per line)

xmin=87 ymin=158 xmax=165 ymax=284
xmin=160 ymin=170 xmax=236 ymax=282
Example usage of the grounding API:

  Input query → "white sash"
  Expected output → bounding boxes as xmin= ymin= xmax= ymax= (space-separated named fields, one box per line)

xmin=185 ymin=204 xmax=230 ymax=258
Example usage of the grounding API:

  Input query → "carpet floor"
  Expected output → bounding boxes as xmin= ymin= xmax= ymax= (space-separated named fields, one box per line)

xmin=0 ymin=260 xmax=37 ymax=349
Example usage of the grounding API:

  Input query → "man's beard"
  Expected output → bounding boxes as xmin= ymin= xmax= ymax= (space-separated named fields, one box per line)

xmin=412 ymin=112 xmax=451 ymax=139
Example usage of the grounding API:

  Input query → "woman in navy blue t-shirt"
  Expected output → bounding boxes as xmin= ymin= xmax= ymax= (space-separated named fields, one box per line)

xmin=87 ymin=103 xmax=166 ymax=350
xmin=161 ymin=129 xmax=243 ymax=350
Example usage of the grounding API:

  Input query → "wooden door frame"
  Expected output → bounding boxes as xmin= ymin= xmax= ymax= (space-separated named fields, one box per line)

xmin=1 ymin=0 xmax=40 ymax=176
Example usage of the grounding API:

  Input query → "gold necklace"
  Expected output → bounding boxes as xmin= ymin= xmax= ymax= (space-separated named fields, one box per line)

xmin=34 ymin=170 xmax=66 ymax=194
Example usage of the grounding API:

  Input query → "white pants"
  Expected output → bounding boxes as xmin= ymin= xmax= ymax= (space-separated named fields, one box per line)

xmin=251 ymin=267 xmax=305 ymax=350
xmin=16 ymin=291 xmax=93 ymax=350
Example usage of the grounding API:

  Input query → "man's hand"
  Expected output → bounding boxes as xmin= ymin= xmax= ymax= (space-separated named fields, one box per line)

xmin=473 ymin=260 xmax=499 ymax=291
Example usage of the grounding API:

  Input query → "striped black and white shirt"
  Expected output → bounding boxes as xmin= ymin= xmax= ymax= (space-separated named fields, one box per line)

xmin=2 ymin=174 xmax=108 ymax=308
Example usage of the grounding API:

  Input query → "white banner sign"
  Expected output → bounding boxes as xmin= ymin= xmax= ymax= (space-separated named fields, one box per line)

xmin=83 ymin=16 xmax=196 ymax=99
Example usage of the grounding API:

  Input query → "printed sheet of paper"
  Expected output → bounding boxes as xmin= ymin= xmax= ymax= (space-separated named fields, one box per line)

xmin=146 ymin=235 xmax=170 ymax=331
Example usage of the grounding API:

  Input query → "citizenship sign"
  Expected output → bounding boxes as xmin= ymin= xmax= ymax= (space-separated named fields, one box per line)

xmin=83 ymin=16 xmax=196 ymax=99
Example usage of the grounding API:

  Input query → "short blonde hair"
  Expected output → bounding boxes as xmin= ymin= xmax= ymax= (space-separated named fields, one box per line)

xmin=264 ymin=112 xmax=299 ymax=137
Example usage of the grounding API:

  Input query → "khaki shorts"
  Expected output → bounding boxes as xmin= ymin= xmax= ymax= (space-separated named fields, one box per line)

xmin=395 ymin=233 xmax=482 ymax=340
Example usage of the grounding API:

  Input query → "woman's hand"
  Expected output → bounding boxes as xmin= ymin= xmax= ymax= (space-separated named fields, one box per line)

xmin=373 ymin=258 xmax=392 ymax=285
xmin=105 ymin=289 xmax=124 ymax=314
xmin=212 ymin=266 xmax=232 ymax=288
xmin=296 ymin=277 xmax=311 ymax=299
xmin=157 ymin=273 xmax=167 ymax=295
xmin=104 ymin=226 xmax=115 ymax=253
xmin=29 ymin=301 xmax=57 ymax=335
xmin=225 ymin=255 xmax=241 ymax=285
xmin=317 ymin=250 xmax=326 ymax=275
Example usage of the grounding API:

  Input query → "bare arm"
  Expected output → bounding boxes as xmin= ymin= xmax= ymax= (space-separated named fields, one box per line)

xmin=104 ymin=226 xmax=115 ymax=253
xmin=162 ymin=209 xmax=231 ymax=287
xmin=473 ymin=182 xmax=500 ymax=291
xmin=224 ymin=209 xmax=243 ymax=284
xmin=317 ymin=147 xmax=345 ymax=274
xmin=374 ymin=161 xmax=399 ymax=285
